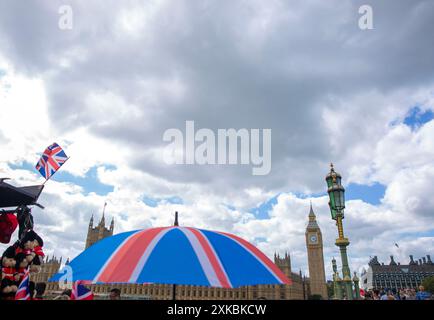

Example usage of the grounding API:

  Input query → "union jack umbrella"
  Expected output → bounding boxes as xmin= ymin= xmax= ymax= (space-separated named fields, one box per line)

xmin=35 ymin=142 xmax=69 ymax=180
xmin=49 ymin=226 xmax=291 ymax=288
xmin=71 ymin=281 xmax=94 ymax=300
xmin=15 ymin=269 xmax=31 ymax=300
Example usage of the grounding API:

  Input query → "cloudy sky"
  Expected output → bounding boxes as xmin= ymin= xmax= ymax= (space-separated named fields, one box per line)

xmin=0 ymin=0 xmax=434 ymax=280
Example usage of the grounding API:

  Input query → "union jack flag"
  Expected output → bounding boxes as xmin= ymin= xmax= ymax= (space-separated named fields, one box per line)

xmin=35 ymin=143 xmax=69 ymax=180
xmin=15 ymin=269 xmax=31 ymax=300
xmin=71 ymin=281 xmax=94 ymax=300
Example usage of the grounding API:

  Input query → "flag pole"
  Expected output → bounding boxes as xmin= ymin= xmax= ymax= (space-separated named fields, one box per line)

xmin=41 ymin=156 xmax=71 ymax=185
xmin=172 ymin=211 xmax=179 ymax=301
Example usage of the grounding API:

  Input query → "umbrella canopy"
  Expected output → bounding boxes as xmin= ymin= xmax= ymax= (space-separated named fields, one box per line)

xmin=50 ymin=226 xmax=291 ymax=288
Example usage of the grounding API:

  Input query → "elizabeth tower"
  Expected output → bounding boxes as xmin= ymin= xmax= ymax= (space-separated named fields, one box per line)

xmin=305 ymin=204 xmax=328 ymax=299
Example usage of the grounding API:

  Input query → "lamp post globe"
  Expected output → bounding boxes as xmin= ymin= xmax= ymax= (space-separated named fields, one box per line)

xmin=325 ymin=163 xmax=345 ymax=219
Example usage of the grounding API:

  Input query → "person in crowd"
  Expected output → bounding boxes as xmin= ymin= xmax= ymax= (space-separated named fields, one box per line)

xmin=53 ymin=289 xmax=72 ymax=300
xmin=391 ymin=289 xmax=400 ymax=300
xmin=109 ymin=288 xmax=121 ymax=300
xmin=387 ymin=290 xmax=396 ymax=300
xmin=398 ymin=289 xmax=404 ymax=300
xmin=34 ymin=282 xmax=46 ymax=300
xmin=408 ymin=288 xmax=417 ymax=300
xmin=364 ymin=291 xmax=373 ymax=300
xmin=372 ymin=289 xmax=381 ymax=300
xmin=416 ymin=285 xmax=431 ymax=300
xmin=29 ymin=281 xmax=35 ymax=300
xmin=400 ymin=289 xmax=409 ymax=300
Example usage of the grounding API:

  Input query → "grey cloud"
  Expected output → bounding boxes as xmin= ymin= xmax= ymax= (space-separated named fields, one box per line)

xmin=0 ymin=0 xmax=434 ymax=195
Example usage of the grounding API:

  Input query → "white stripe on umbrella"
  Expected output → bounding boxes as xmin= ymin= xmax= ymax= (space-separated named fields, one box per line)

xmin=187 ymin=228 xmax=232 ymax=288
xmin=196 ymin=229 xmax=233 ymax=287
xmin=128 ymin=228 xmax=173 ymax=283
xmin=92 ymin=230 xmax=142 ymax=283
xmin=177 ymin=228 xmax=223 ymax=287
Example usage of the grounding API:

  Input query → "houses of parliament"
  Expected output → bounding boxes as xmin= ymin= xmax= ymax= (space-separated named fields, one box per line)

xmin=35 ymin=206 xmax=328 ymax=300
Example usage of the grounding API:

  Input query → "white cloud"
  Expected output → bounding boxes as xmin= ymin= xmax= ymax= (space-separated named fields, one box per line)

xmin=0 ymin=0 xmax=433 ymax=284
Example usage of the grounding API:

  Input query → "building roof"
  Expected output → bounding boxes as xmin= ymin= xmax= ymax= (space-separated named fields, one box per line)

xmin=368 ymin=255 xmax=434 ymax=273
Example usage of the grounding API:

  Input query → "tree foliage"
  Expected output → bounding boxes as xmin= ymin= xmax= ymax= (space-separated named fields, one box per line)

xmin=422 ymin=276 xmax=434 ymax=294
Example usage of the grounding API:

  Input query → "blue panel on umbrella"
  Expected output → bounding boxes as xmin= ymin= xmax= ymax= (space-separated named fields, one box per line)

xmin=136 ymin=228 xmax=210 ymax=286
xmin=49 ymin=230 xmax=138 ymax=282
xmin=201 ymin=229 xmax=278 ymax=287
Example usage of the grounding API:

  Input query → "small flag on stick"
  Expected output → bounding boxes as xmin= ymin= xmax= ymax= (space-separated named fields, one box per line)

xmin=71 ymin=281 xmax=94 ymax=300
xmin=35 ymin=142 xmax=69 ymax=181
xmin=15 ymin=269 xmax=31 ymax=300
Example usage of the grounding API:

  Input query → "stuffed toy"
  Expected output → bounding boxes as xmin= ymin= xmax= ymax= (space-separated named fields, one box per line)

xmin=14 ymin=252 xmax=29 ymax=284
xmin=32 ymin=233 xmax=45 ymax=266
xmin=16 ymin=230 xmax=44 ymax=273
xmin=16 ymin=231 xmax=36 ymax=264
xmin=1 ymin=246 xmax=18 ymax=295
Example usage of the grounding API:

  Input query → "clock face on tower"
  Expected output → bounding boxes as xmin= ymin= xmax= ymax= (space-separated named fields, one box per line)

xmin=309 ymin=233 xmax=318 ymax=244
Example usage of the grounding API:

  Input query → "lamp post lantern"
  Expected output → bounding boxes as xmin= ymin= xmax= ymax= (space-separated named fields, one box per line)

xmin=326 ymin=163 xmax=354 ymax=300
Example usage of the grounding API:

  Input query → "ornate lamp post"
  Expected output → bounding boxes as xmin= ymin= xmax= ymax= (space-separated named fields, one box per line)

xmin=353 ymin=272 xmax=361 ymax=299
xmin=326 ymin=164 xmax=354 ymax=300
xmin=331 ymin=257 xmax=343 ymax=300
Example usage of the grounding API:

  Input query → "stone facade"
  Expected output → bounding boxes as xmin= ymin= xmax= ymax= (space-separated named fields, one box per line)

xmin=32 ymin=255 xmax=62 ymax=285
xmin=361 ymin=254 xmax=434 ymax=291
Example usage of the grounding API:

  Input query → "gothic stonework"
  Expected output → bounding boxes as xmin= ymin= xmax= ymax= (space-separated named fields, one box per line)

xmin=85 ymin=213 xmax=114 ymax=249
xmin=305 ymin=204 xmax=328 ymax=299
xmin=32 ymin=255 xmax=62 ymax=284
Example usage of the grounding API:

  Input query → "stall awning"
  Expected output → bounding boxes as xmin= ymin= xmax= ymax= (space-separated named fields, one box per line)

xmin=0 ymin=179 xmax=44 ymax=208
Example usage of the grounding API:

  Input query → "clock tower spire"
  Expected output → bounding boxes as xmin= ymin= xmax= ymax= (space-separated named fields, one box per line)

xmin=305 ymin=203 xmax=328 ymax=299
